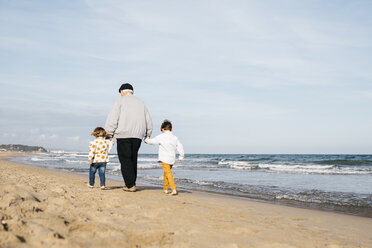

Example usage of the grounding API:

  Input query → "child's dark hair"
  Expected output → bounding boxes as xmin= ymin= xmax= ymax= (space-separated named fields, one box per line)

xmin=91 ymin=127 xmax=108 ymax=137
xmin=161 ymin=119 xmax=172 ymax=131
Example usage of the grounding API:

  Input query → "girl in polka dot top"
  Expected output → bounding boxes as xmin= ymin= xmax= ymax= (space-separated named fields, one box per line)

xmin=88 ymin=127 xmax=114 ymax=189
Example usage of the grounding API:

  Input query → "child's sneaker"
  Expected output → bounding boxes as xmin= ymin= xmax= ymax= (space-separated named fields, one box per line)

xmin=164 ymin=190 xmax=169 ymax=194
xmin=169 ymin=190 xmax=178 ymax=196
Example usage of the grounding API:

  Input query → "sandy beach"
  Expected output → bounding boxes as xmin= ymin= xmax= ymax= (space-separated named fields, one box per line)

xmin=0 ymin=152 xmax=371 ymax=248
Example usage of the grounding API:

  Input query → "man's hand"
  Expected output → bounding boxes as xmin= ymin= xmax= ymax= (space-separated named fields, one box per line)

xmin=89 ymin=159 xmax=93 ymax=165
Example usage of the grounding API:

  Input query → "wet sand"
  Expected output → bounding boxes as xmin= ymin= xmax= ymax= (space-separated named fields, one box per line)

xmin=0 ymin=152 xmax=371 ymax=247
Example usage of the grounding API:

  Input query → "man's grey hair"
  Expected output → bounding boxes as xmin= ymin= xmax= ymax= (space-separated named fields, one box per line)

xmin=122 ymin=89 xmax=134 ymax=94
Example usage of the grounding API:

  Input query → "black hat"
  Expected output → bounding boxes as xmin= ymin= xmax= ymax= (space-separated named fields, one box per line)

xmin=118 ymin=83 xmax=134 ymax=93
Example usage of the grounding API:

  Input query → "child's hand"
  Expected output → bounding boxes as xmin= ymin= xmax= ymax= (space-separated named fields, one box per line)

xmin=89 ymin=159 xmax=92 ymax=165
xmin=178 ymin=159 xmax=182 ymax=163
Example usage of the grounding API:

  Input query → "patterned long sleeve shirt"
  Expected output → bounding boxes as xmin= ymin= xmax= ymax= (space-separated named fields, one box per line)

xmin=88 ymin=137 xmax=114 ymax=163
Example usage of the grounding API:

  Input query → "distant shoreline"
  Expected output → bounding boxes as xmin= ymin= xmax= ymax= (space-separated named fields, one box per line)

xmin=0 ymin=144 xmax=47 ymax=153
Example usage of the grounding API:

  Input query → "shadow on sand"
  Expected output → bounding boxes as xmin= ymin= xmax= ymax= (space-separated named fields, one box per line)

xmin=103 ymin=185 xmax=192 ymax=194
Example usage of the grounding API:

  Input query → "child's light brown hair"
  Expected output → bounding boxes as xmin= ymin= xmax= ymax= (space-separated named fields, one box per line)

xmin=161 ymin=120 xmax=172 ymax=131
xmin=91 ymin=127 xmax=108 ymax=138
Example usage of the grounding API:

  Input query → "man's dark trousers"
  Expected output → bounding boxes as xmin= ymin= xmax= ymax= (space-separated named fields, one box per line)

xmin=117 ymin=138 xmax=142 ymax=188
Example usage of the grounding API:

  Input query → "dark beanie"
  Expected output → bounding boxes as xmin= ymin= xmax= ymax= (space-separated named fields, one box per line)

xmin=118 ymin=83 xmax=134 ymax=93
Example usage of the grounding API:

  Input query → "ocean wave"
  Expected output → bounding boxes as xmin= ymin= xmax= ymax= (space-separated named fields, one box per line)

xmin=217 ymin=159 xmax=372 ymax=174
xmin=139 ymin=175 xmax=163 ymax=181
xmin=259 ymin=163 xmax=334 ymax=172
xmin=49 ymin=150 xmax=87 ymax=154
xmin=30 ymin=157 xmax=61 ymax=162
xmin=138 ymin=163 xmax=162 ymax=169
xmin=64 ymin=159 xmax=87 ymax=164
xmin=316 ymin=159 xmax=372 ymax=166
xmin=140 ymin=175 xmax=372 ymax=210
xmin=259 ymin=163 xmax=372 ymax=175
xmin=49 ymin=150 xmax=66 ymax=154
xmin=138 ymin=158 xmax=158 ymax=162
xmin=64 ymin=154 xmax=89 ymax=158
xmin=275 ymin=191 xmax=372 ymax=207
xmin=218 ymin=160 xmax=258 ymax=170
xmin=174 ymin=178 xmax=247 ymax=192
xmin=275 ymin=194 xmax=324 ymax=204
xmin=139 ymin=176 xmax=225 ymax=189
xmin=30 ymin=153 xmax=372 ymax=175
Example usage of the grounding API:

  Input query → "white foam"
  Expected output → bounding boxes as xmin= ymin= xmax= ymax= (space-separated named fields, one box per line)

xmin=50 ymin=150 xmax=66 ymax=154
xmin=65 ymin=159 xmax=87 ymax=164
xmin=138 ymin=158 xmax=158 ymax=162
xmin=64 ymin=154 xmax=88 ymax=157
xmin=218 ymin=160 xmax=372 ymax=174
xmin=218 ymin=160 xmax=257 ymax=170
xmin=258 ymin=163 xmax=371 ymax=175
xmin=275 ymin=194 xmax=323 ymax=204
xmin=138 ymin=163 xmax=162 ymax=169
xmin=30 ymin=157 xmax=59 ymax=162
xmin=140 ymin=175 xmax=163 ymax=181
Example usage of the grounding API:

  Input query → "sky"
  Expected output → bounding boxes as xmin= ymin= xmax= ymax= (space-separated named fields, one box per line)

xmin=0 ymin=0 xmax=371 ymax=154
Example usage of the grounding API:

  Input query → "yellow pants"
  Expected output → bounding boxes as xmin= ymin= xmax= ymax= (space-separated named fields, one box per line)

xmin=161 ymin=162 xmax=176 ymax=191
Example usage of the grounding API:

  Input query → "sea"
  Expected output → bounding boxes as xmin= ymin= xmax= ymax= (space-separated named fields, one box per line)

xmin=12 ymin=152 xmax=372 ymax=218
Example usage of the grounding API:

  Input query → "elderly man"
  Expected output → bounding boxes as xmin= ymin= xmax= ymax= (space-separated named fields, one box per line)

xmin=105 ymin=83 xmax=152 ymax=192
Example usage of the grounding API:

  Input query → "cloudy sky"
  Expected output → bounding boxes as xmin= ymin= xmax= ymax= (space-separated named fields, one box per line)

xmin=1 ymin=0 xmax=371 ymax=154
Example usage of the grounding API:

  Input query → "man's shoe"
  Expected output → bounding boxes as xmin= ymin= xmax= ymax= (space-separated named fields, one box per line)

xmin=123 ymin=186 xmax=136 ymax=192
xmin=128 ymin=186 xmax=136 ymax=192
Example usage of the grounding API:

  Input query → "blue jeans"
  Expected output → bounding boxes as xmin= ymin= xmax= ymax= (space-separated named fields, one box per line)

xmin=89 ymin=162 xmax=106 ymax=186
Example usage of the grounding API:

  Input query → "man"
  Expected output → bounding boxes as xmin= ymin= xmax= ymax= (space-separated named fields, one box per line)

xmin=105 ymin=83 xmax=152 ymax=192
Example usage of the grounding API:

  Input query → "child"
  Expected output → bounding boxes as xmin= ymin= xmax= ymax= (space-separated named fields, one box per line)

xmin=145 ymin=120 xmax=184 ymax=195
xmin=88 ymin=127 xmax=114 ymax=190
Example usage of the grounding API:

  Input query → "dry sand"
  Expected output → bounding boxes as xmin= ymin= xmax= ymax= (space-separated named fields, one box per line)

xmin=0 ymin=152 xmax=371 ymax=248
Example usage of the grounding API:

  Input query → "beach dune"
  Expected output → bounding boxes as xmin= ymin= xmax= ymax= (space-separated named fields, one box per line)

xmin=0 ymin=153 xmax=371 ymax=248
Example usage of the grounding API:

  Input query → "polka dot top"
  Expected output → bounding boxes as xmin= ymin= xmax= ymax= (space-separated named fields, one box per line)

xmin=88 ymin=137 xmax=114 ymax=163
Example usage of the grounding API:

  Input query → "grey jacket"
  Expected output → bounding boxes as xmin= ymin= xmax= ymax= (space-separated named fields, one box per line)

xmin=105 ymin=94 xmax=152 ymax=139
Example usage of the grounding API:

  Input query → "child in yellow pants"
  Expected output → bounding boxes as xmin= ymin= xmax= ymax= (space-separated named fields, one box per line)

xmin=161 ymin=162 xmax=176 ymax=192
xmin=145 ymin=120 xmax=184 ymax=195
